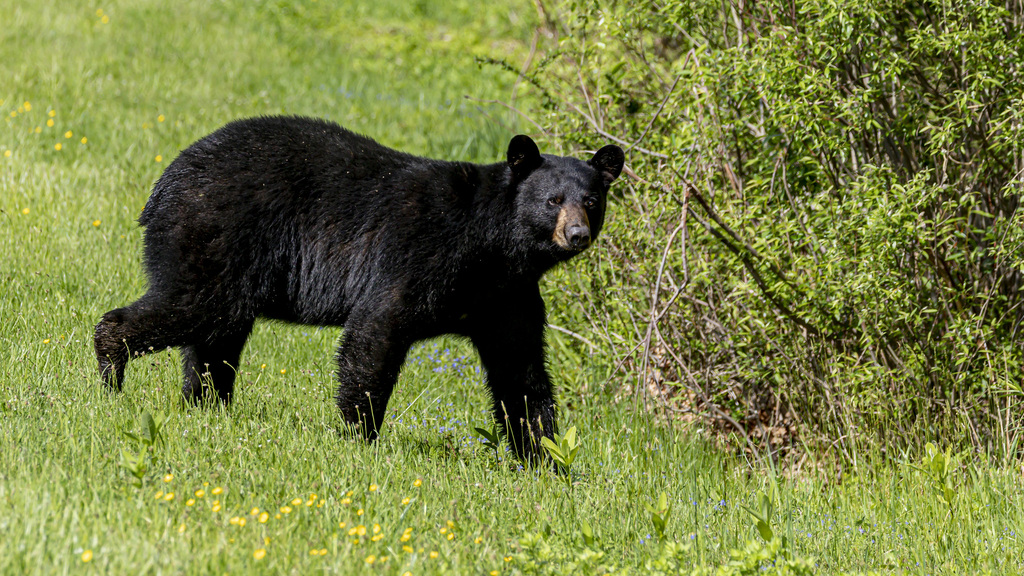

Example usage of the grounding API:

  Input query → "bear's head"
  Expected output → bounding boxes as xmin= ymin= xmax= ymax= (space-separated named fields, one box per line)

xmin=507 ymin=135 xmax=624 ymax=262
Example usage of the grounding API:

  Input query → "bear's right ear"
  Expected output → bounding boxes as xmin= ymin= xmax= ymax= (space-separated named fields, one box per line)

xmin=507 ymin=135 xmax=542 ymax=181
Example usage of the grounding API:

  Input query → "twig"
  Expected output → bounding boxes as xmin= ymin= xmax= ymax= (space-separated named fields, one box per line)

xmin=546 ymin=323 xmax=598 ymax=353
xmin=628 ymin=73 xmax=682 ymax=154
xmin=564 ymin=101 xmax=670 ymax=159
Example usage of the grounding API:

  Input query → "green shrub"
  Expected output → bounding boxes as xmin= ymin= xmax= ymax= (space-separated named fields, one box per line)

xmin=521 ymin=0 xmax=1024 ymax=459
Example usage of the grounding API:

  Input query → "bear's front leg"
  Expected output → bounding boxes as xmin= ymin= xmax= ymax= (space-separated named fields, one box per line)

xmin=471 ymin=285 xmax=557 ymax=463
xmin=334 ymin=312 xmax=413 ymax=440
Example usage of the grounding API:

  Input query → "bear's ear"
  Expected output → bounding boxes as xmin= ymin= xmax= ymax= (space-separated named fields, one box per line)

xmin=507 ymin=135 xmax=542 ymax=180
xmin=588 ymin=145 xmax=625 ymax=184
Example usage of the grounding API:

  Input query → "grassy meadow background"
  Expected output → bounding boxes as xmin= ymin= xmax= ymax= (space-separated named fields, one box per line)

xmin=1 ymin=0 xmax=1023 ymax=574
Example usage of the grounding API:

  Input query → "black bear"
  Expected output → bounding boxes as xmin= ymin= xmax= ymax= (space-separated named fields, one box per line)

xmin=94 ymin=116 xmax=624 ymax=461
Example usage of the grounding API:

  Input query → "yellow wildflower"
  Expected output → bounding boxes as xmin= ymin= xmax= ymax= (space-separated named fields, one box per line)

xmin=291 ymin=498 xmax=302 ymax=506
xmin=64 ymin=131 xmax=72 ymax=139
xmin=81 ymin=550 xmax=93 ymax=563
xmin=178 ymin=524 xmax=186 ymax=533
xmin=413 ymin=478 xmax=422 ymax=487
xmin=23 ymin=101 xmax=31 ymax=111
xmin=158 ymin=114 xmax=165 ymax=122
xmin=280 ymin=506 xmax=292 ymax=514
xmin=365 ymin=555 xmax=375 ymax=564
xmin=369 ymin=484 xmax=378 ymax=492
xmin=429 ymin=551 xmax=438 ymax=559
xmin=253 ymin=549 xmax=266 ymax=560
xmin=212 ymin=487 xmax=223 ymax=495
xmin=155 ymin=155 xmax=162 ymax=163
xmin=259 ymin=512 xmax=269 ymax=523
xmin=46 ymin=119 xmax=54 ymax=127
xmin=81 ymin=137 xmax=87 ymax=144
xmin=93 ymin=220 xmax=101 ymax=227
xmin=186 ymin=499 xmax=195 ymax=507
xmin=194 ymin=489 xmax=205 ymax=498
xmin=55 ymin=143 xmax=62 ymax=151
xmin=401 ymin=497 xmax=410 ymax=505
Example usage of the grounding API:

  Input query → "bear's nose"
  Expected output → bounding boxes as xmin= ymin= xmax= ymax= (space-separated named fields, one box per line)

xmin=566 ymin=225 xmax=591 ymax=250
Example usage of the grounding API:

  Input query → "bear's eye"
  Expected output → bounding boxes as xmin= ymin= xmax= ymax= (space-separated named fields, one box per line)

xmin=547 ymin=196 xmax=563 ymax=206
xmin=583 ymin=196 xmax=597 ymax=209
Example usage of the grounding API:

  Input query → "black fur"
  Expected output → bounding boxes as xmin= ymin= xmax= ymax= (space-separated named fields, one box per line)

xmin=94 ymin=116 xmax=624 ymax=461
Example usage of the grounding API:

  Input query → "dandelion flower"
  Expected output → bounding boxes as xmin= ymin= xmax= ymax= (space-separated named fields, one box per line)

xmin=372 ymin=524 xmax=381 ymax=534
xmin=34 ymin=126 xmax=41 ymax=133
xmin=178 ymin=523 xmax=186 ymax=533
xmin=259 ymin=512 xmax=269 ymax=523
xmin=347 ymin=527 xmax=358 ymax=536
xmin=4 ymin=150 xmax=11 ymax=158
xmin=364 ymin=555 xmax=376 ymax=564
xmin=93 ymin=220 xmax=101 ymax=227
xmin=55 ymin=143 xmax=62 ymax=151
xmin=402 ymin=545 xmax=413 ymax=553
xmin=340 ymin=497 xmax=351 ymax=505
xmin=23 ymin=101 xmax=31 ymax=111
xmin=429 ymin=551 xmax=438 ymax=559
xmin=401 ymin=497 xmax=410 ymax=505
xmin=339 ymin=521 xmax=346 ymax=529
xmin=250 ymin=507 xmax=260 ymax=516
xmin=369 ymin=484 xmax=378 ymax=492
xmin=158 ymin=114 xmax=165 ymax=123
xmin=280 ymin=506 xmax=292 ymax=514
xmin=48 ymin=110 xmax=56 ymax=117
xmin=291 ymin=498 xmax=302 ymax=506
xmin=21 ymin=208 xmax=28 ymax=214
xmin=490 ymin=571 xmax=498 ymax=576
xmin=43 ymin=339 xmax=50 ymax=344
xmin=356 ymin=525 xmax=366 ymax=536
xmin=253 ymin=549 xmax=266 ymax=560
xmin=81 ymin=550 xmax=93 ymax=563
xmin=446 ymin=533 xmax=454 ymax=541
xmin=194 ymin=489 xmax=205 ymax=498
xmin=371 ymin=534 xmax=383 ymax=542
xmin=356 ymin=508 xmax=364 ymax=516
xmin=319 ymin=548 xmax=327 ymax=556
xmin=260 ymin=363 xmax=266 ymax=370
xmin=155 ymin=155 xmax=162 ymax=163
xmin=238 ymin=517 xmax=246 ymax=527
xmin=81 ymin=137 xmax=87 ymax=144
xmin=163 ymin=474 xmax=173 ymax=483
xmin=212 ymin=502 xmax=222 ymax=512
xmin=186 ymin=499 xmax=195 ymax=507
xmin=280 ymin=368 xmax=286 ymax=374
xmin=475 ymin=536 xmax=483 ymax=544
xmin=504 ymin=556 xmax=513 ymax=562
xmin=212 ymin=486 xmax=223 ymax=495
xmin=154 ymin=490 xmax=164 ymax=500
xmin=413 ymin=478 xmax=422 ymax=487
xmin=65 ymin=131 xmax=72 ymax=139
xmin=46 ymin=119 xmax=54 ymax=127
xmin=101 ymin=14 xmax=109 ymax=23
xmin=164 ymin=492 xmax=175 ymax=501
xmin=9 ymin=111 xmax=16 ymax=118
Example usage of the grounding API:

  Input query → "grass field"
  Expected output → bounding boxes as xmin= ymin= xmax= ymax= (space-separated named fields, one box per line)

xmin=2 ymin=1 xmax=1023 ymax=574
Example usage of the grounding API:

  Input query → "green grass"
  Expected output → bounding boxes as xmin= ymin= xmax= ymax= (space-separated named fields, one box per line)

xmin=1 ymin=1 xmax=1023 ymax=574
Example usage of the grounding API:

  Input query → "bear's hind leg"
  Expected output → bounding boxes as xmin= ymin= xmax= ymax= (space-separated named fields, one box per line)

xmin=181 ymin=327 xmax=253 ymax=404
xmin=334 ymin=313 xmax=413 ymax=440
xmin=94 ymin=296 xmax=200 ymax=391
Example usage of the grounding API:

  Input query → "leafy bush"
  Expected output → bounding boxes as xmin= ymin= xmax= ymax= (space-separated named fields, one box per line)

xmin=520 ymin=0 xmax=1024 ymax=458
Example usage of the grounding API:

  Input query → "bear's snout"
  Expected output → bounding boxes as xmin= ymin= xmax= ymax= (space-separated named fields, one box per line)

xmin=566 ymin=224 xmax=591 ymax=250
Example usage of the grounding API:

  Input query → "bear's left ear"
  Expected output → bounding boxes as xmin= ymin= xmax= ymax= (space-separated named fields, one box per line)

xmin=507 ymin=135 xmax=542 ymax=181
xmin=588 ymin=145 xmax=625 ymax=184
